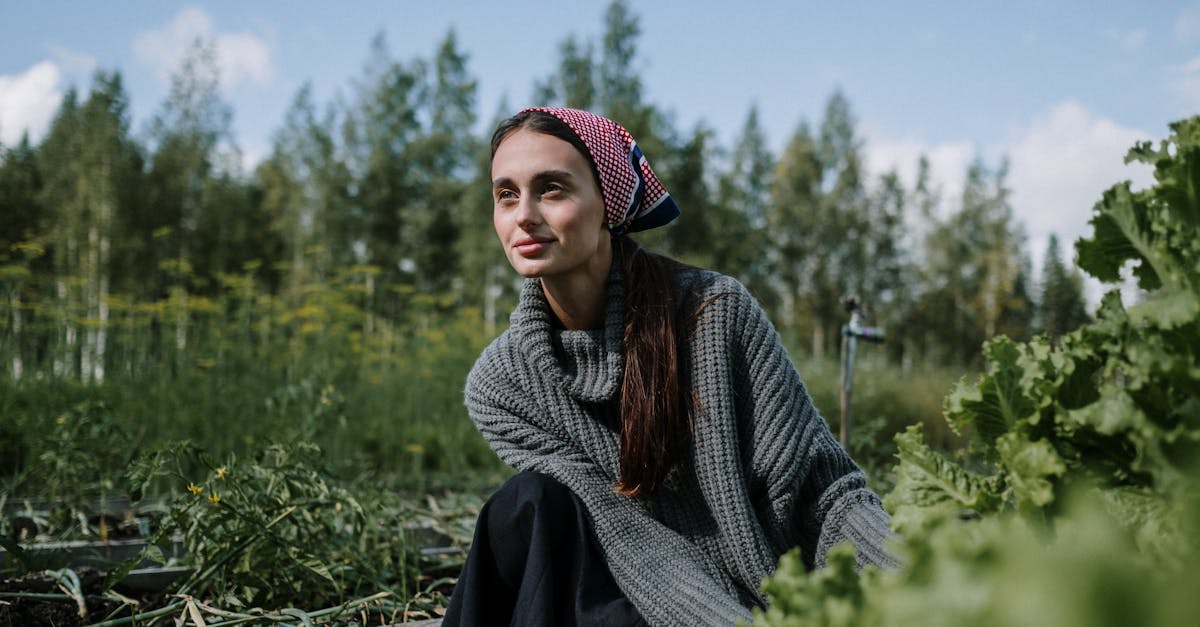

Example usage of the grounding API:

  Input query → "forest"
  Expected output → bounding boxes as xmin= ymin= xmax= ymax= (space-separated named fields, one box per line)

xmin=0 ymin=2 xmax=1092 ymax=385
xmin=5 ymin=2 xmax=1178 ymax=626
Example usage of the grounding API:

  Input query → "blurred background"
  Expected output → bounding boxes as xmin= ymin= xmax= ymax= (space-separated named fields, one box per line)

xmin=0 ymin=0 xmax=1192 ymax=491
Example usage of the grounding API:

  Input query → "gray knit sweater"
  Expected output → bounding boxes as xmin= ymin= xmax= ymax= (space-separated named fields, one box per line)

xmin=465 ymin=260 xmax=895 ymax=626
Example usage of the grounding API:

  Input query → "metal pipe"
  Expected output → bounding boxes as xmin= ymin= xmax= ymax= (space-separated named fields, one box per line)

xmin=838 ymin=297 xmax=884 ymax=449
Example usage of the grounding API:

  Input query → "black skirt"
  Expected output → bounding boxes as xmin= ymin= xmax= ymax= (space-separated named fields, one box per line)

xmin=442 ymin=472 xmax=648 ymax=627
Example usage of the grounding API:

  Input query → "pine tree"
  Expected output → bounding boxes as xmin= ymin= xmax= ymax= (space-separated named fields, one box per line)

xmin=867 ymin=170 xmax=912 ymax=364
xmin=0 ymin=135 xmax=44 ymax=255
xmin=0 ymin=134 xmax=46 ymax=381
xmin=714 ymin=106 xmax=774 ymax=307
xmin=803 ymin=89 xmax=871 ymax=358
xmin=533 ymin=36 xmax=596 ymax=110
xmin=661 ymin=123 xmax=716 ymax=264
xmin=918 ymin=158 xmax=1029 ymax=365
xmin=769 ymin=119 xmax=822 ymax=343
xmin=144 ymin=39 xmax=234 ymax=296
xmin=345 ymin=33 xmax=422 ymax=317
xmin=1039 ymin=233 xmax=1089 ymax=337
xmin=410 ymin=30 xmax=477 ymax=297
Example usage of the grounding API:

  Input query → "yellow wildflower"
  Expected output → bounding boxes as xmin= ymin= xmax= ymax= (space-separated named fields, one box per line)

xmin=187 ymin=483 xmax=204 ymax=496
xmin=208 ymin=491 xmax=221 ymax=505
xmin=216 ymin=466 xmax=228 ymax=479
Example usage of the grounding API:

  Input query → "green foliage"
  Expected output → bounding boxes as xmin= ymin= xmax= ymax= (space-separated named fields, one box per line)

xmin=0 ymin=258 xmax=503 ymax=495
xmin=756 ymin=118 xmax=1200 ymax=626
xmin=34 ymin=402 xmax=130 ymax=505
xmin=757 ymin=490 xmax=1200 ymax=627
xmin=129 ymin=441 xmax=419 ymax=610
xmin=1038 ymin=234 xmax=1089 ymax=337
xmin=796 ymin=356 xmax=963 ymax=492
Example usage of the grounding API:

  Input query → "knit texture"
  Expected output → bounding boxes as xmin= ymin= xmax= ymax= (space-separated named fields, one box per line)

xmin=465 ymin=260 xmax=897 ymax=626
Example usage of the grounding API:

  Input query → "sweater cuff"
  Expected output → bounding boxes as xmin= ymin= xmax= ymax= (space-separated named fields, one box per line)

xmin=815 ymin=489 xmax=901 ymax=570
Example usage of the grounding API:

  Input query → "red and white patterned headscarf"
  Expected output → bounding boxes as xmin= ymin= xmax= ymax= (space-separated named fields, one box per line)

xmin=520 ymin=106 xmax=680 ymax=235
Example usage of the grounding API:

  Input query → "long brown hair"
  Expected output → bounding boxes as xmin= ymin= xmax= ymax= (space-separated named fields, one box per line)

xmin=612 ymin=235 xmax=691 ymax=496
xmin=491 ymin=111 xmax=692 ymax=496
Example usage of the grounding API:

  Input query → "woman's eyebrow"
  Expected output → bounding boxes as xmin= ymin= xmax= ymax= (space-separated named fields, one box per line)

xmin=492 ymin=170 xmax=577 ymax=189
xmin=530 ymin=169 xmax=575 ymax=184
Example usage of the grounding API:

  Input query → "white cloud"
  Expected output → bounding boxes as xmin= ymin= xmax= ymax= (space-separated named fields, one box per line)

xmin=1103 ymin=27 xmax=1148 ymax=50
xmin=1006 ymin=101 xmax=1153 ymax=303
xmin=1167 ymin=55 xmax=1200 ymax=112
xmin=1007 ymin=101 xmax=1152 ymax=257
xmin=862 ymin=123 xmax=975 ymax=221
xmin=47 ymin=44 xmax=98 ymax=77
xmin=133 ymin=7 xmax=274 ymax=90
xmin=214 ymin=32 xmax=273 ymax=87
xmin=0 ymin=61 xmax=63 ymax=146
xmin=863 ymin=102 xmax=1153 ymax=306
xmin=1176 ymin=3 xmax=1200 ymax=42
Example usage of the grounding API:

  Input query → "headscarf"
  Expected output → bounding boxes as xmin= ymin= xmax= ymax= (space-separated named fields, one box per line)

xmin=520 ymin=106 xmax=680 ymax=235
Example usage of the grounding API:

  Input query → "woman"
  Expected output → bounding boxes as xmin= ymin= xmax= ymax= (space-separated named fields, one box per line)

xmin=443 ymin=107 xmax=895 ymax=627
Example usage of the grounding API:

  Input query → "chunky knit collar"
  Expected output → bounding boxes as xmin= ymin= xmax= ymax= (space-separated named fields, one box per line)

xmin=509 ymin=260 xmax=625 ymax=403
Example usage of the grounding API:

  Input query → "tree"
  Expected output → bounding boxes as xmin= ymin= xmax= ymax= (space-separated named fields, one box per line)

xmin=533 ymin=36 xmax=596 ymax=110
xmin=458 ymin=101 xmax=518 ymax=334
xmin=344 ymin=33 xmax=423 ymax=317
xmin=143 ymin=39 xmax=235 ymax=296
xmin=818 ymin=90 xmax=873 ymax=355
xmin=0 ymin=135 xmax=46 ymax=382
xmin=1039 ymin=233 xmax=1089 ymax=338
xmin=410 ymin=30 xmax=477 ymax=296
xmin=33 ymin=72 xmax=142 ymax=381
xmin=0 ymin=135 xmax=43 ymax=255
xmin=714 ymin=107 xmax=775 ymax=307
xmin=917 ymin=158 xmax=1030 ymax=365
xmin=769 ymin=120 xmax=822 ymax=343
xmin=259 ymin=83 xmax=355 ymax=291
xmin=660 ymin=123 xmax=715 ymax=261
xmin=598 ymin=0 xmax=643 ymax=121
xmin=867 ymin=170 xmax=913 ymax=364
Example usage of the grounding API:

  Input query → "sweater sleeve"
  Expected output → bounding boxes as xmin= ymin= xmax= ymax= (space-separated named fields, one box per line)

xmin=464 ymin=349 xmax=756 ymax=627
xmin=721 ymin=279 xmax=899 ymax=571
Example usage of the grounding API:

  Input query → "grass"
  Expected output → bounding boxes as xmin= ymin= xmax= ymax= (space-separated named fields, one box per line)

xmin=792 ymin=352 xmax=969 ymax=492
xmin=0 ymin=270 xmax=968 ymax=622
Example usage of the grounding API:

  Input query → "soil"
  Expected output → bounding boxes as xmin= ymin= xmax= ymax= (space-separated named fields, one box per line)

xmin=0 ymin=569 xmax=135 ymax=627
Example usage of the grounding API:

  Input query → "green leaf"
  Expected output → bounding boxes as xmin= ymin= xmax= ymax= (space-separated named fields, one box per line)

xmin=1127 ymin=290 xmax=1200 ymax=329
xmin=944 ymin=337 xmax=1036 ymax=451
xmin=297 ymin=556 xmax=336 ymax=583
xmin=0 ymin=535 xmax=33 ymax=573
xmin=995 ymin=432 xmax=1065 ymax=511
xmin=1075 ymin=184 xmax=1155 ymax=286
xmin=143 ymin=543 xmax=166 ymax=566
xmin=885 ymin=425 xmax=1002 ymax=534
xmin=755 ymin=544 xmax=864 ymax=627
xmin=1067 ymin=391 xmax=1137 ymax=435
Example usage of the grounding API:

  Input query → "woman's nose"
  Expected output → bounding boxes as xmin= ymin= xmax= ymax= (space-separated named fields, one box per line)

xmin=515 ymin=195 xmax=541 ymax=228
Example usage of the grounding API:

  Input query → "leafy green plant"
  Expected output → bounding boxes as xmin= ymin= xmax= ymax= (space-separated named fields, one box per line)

xmin=127 ymin=440 xmax=419 ymax=610
xmin=754 ymin=117 xmax=1200 ymax=626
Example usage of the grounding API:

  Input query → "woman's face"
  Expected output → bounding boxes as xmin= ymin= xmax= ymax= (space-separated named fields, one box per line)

xmin=491 ymin=128 xmax=610 ymax=282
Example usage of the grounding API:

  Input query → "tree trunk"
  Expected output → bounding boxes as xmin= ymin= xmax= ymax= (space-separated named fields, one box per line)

xmin=8 ymin=292 xmax=22 ymax=382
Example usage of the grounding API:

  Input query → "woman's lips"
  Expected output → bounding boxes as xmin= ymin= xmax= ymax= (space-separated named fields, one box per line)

xmin=514 ymin=236 xmax=553 ymax=257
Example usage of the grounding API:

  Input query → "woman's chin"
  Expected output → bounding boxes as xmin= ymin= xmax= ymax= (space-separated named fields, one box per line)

xmin=508 ymin=259 xmax=550 ymax=278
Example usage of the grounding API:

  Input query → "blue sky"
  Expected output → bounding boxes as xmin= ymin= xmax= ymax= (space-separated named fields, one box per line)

xmin=2 ymin=1 xmax=1198 ymax=290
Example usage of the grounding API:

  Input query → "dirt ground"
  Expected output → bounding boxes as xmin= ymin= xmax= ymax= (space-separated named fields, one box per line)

xmin=0 ymin=569 xmax=129 ymax=627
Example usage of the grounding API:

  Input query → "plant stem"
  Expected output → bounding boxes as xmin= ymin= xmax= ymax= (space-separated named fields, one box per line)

xmin=0 ymin=591 xmax=74 ymax=601
xmin=85 ymin=599 xmax=185 ymax=627
xmin=176 ymin=505 xmax=297 ymax=596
